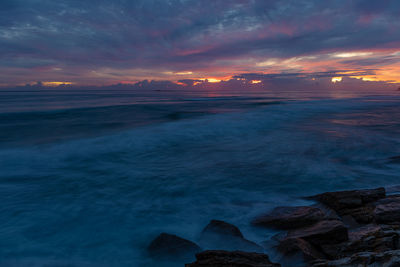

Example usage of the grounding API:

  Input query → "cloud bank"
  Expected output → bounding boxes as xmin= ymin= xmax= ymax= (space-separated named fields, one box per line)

xmin=0 ymin=0 xmax=399 ymax=86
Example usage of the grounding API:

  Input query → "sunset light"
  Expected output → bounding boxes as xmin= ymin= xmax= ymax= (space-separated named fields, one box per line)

xmin=251 ymin=80 xmax=262 ymax=84
xmin=42 ymin=82 xmax=74 ymax=86
xmin=332 ymin=52 xmax=374 ymax=58
xmin=2 ymin=2 xmax=400 ymax=267
xmin=331 ymin=77 xmax=343 ymax=83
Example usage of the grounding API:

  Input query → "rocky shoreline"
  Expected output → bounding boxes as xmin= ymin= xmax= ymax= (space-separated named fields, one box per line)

xmin=147 ymin=187 xmax=400 ymax=266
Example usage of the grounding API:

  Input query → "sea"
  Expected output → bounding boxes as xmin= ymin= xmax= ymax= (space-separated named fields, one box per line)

xmin=0 ymin=87 xmax=399 ymax=266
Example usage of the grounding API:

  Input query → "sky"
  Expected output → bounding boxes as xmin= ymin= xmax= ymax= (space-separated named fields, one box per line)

xmin=0 ymin=0 xmax=399 ymax=89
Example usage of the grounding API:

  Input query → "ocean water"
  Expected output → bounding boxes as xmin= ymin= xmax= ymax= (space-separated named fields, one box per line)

xmin=1 ymin=88 xmax=400 ymax=266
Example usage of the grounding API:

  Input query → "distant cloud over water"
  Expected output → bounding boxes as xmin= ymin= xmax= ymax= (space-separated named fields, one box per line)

xmin=0 ymin=0 xmax=399 ymax=87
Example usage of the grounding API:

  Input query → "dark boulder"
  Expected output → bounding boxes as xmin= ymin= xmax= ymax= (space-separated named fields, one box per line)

xmin=312 ymin=249 xmax=400 ymax=267
xmin=252 ymin=206 xmax=326 ymax=229
xmin=310 ymin=187 xmax=386 ymax=224
xmin=286 ymin=220 xmax=348 ymax=246
xmin=346 ymin=224 xmax=399 ymax=253
xmin=148 ymin=233 xmax=201 ymax=261
xmin=199 ymin=220 xmax=263 ymax=252
xmin=374 ymin=195 xmax=400 ymax=224
xmin=278 ymin=237 xmax=325 ymax=261
xmin=320 ymin=224 xmax=399 ymax=259
xmin=185 ymin=250 xmax=281 ymax=267
xmin=312 ymin=187 xmax=385 ymax=211
xmin=202 ymin=220 xmax=244 ymax=238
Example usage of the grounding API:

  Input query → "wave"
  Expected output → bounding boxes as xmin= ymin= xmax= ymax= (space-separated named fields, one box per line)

xmin=0 ymin=96 xmax=400 ymax=266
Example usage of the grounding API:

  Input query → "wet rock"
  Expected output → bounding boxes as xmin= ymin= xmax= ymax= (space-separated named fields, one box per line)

xmin=148 ymin=233 xmax=201 ymax=261
xmin=185 ymin=250 xmax=281 ymax=267
xmin=341 ymin=215 xmax=360 ymax=229
xmin=252 ymin=206 xmax=326 ymax=229
xmin=311 ymin=187 xmax=386 ymax=224
xmin=286 ymin=220 xmax=348 ymax=246
xmin=199 ymin=220 xmax=263 ymax=252
xmin=312 ymin=249 xmax=400 ymax=267
xmin=202 ymin=220 xmax=243 ymax=238
xmin=374 ymin=195 xmax=400 ymax=224
xmin=347 ymin=224 xmax=399 ymax=252
xmin=344 ymin=205 xmax=376 ymax=224
xmin=312 ymin=187 xmax=385 ymax=211
xmin=320 ymin=224 xmax=399 ymax=259
xmin=278 ymin=237 xmax=325 ymax=261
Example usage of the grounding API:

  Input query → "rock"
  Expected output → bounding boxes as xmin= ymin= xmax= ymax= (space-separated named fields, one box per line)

xmin=278 ymin=237 xmax=325 ymax=261
xmin=374 ymin=195 xmax=400 ymax=224
xmin=341 ymin=215 xmax=360 ymax=229
xmin=202 ymin=220 xmax=244 ymax=238
xmin=286 ymin=220 xmax=348 ymax=246
xmin=311 ymin=187 xmax=386 ymax=224
xmin=320 ymin=224 xmax=399 ymax=259
xmin=185 ymin=250 xmax=281 ymax=267
xmin=347 ymin=224 xmax=399 ymax=252
xmin=344 ymin=205 xmax=376 ymax=224
xmin=312 ymin=249 xmax=400 ymax=267
xmin=148 ymin=233 xmax=201 ymax=261
xmin=199 ymin=220 xmax=263 ymax=252
xmin=252 ymin=206 xmax=326 ymax=229
xmin=312 ymin=187 xmax=385 ymax=211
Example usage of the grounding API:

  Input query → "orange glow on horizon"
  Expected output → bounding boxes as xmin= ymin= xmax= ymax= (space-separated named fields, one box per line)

xmin=201 ymin=78 xmax=221 ymax=83
xmin=42 ymin=81 xmax=74 ymax=86
xmin=174 ymin=81 xmax=187 ymax=86
xmin=251 ymin=80 xmax=262 ymax=84
xmin=331 ymin=77 xmax=343 ymax=83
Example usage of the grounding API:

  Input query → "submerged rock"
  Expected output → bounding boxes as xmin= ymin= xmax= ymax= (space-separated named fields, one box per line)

xmin=185 ymin=250 xmax=281 ymax=267
xmin=199 ymin=220 xmax=263 ymax=252
xmin=388 ymin=156 xmax=400 ymax=164
xmin=201 ymin=220 xmax=244 ymax=238
xmin=252 ymin=206 xmax=326 ymax=229
xmin=148 ymin=233 xmax=201 ymax=261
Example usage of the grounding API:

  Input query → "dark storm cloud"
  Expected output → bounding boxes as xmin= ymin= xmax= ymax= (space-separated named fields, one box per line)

xmin=0 ymin=0 xmax=399 ymax=84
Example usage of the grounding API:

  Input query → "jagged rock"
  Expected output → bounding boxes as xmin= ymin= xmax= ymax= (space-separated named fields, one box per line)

xmin=148 ymin=233 xmax=201 ymax=261
xmin=286 ymin=220 xmax=348 ymax=246
xmin=374 ymin=195 xmax=400 ymax=224
xmin=199 ymin=220 xmax=263 ymax=252
xmin=312 ymin=249 xmax=400 ymax=267
xmin=278 ymin=237 xmax=325 ymax=261
xmin=185 ymin=250 xmax=281 ymax=267
xmin=312 ymin=187 xmax=385 ymax=211
xmin=320 ymin=224 xmax=399 ymax=259
xmin=347 ymin=224 xmax=399 ymax=252
xmin=344 ymin=205 xmax=376 ymax=224
xmin=311 ymin=187 xmax=386 ymax=224
xmin=252 ymin=206 xmax=326 ymax=229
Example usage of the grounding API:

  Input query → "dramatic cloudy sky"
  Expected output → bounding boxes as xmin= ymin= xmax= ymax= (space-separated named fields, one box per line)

xmin=1 ymin=0 xmax=399 ymax=87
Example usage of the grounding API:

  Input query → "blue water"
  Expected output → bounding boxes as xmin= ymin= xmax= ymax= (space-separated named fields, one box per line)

xmin=1 ymin=88 xmax=400 ymax=266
